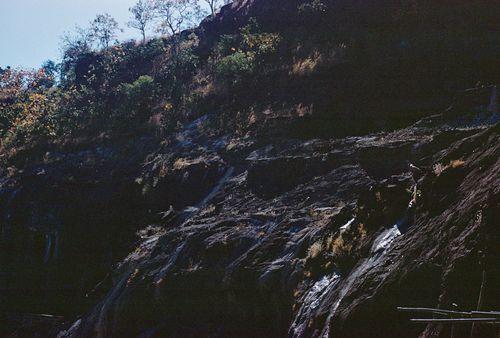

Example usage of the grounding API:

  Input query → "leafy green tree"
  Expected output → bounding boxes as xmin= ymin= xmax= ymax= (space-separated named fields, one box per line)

xmin=215 ymin=51 xmax=255 ymax=82
xmin=213 ymin=19 xmax=281 ymax=85
xmin=118 ymin=75 xmax=157 ymax=122
xmin=0 ymin=68 xmax=59 ymax=146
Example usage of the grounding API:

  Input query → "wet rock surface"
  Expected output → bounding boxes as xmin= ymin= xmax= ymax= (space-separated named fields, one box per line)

xmin=1 ymin=110 xmax=491 ymax=337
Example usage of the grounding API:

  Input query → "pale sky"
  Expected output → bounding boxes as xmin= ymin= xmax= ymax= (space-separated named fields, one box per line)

xmin=0 ymin=0 xmax=144 ymax=69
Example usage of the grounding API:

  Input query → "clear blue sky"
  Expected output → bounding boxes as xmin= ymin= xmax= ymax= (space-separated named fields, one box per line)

xmin=0 ymin=0 xmax=140 ymax=69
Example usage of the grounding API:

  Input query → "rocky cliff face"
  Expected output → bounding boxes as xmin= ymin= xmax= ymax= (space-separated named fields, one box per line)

xmin=50 ymin=106 xmax=497 ymax=338
xmin=5 ymin=102 xmax=498 ymax=337
xmin=1 ymin=0 xmax=499 ymax=337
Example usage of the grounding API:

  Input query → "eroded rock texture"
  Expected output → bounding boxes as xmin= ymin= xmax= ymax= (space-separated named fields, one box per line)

xmin=47 ymin=114 xmax=496 ymax=338
xmin=1 ymin=0 xmax=499 ymax=337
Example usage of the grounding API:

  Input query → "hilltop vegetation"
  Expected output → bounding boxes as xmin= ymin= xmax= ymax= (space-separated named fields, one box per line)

xmin=1 ymin=0 xmax=498 ymax=170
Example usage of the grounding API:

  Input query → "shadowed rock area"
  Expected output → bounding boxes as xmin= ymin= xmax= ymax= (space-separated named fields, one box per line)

xmin=1 ymin=0 xmax=499 ymax=337
xmin=51 ymin=112 xmax=497 ymax=338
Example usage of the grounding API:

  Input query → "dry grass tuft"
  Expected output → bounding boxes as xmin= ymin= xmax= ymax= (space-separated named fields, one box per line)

xmin=291 ymin=51 xmax=323 ymax=75
xmin=433 ymin=158 xmax=466 ymax=176
xmin=450 ymin=159 xmax=465 ymax=168
xmin=307 ymin=241 xmax=323 ymax=260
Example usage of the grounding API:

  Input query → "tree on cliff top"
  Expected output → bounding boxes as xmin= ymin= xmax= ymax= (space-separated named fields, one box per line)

xmin=128 ymin=0 xmax=156 ymax=43
xmin=153 ymin=0 xmax=203 ymax=36
xmin=90 ymin=13 xmax=122 ymax=48
xmin=203 ymin=0 xmax=230 ymax=16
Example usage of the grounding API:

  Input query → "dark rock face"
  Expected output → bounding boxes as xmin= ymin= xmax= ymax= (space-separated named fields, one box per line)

xmin=45 ymin=115 xmax=496 ymax=338
xmin=3 ymin=112 xmax=498 ymax=337
xmin=1 ymin=0 xmax=499 ymax=337
xmin=0 ymin=139 xmax=154 ymax=316
xmin=247 ymin=154 xmax=343 ymax=198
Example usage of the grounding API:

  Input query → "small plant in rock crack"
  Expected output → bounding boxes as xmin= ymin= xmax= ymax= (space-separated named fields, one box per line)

xmin=304 ymin=240 xmax=328 ymax=278
xmin=307 ymin=241 xmax=323 ymax=260
xmin=330 ymin=223 xmax=367 ymax=273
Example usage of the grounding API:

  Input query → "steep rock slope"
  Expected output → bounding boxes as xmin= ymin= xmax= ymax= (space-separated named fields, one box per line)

xmin=57 ymin=112 xmax=499 ymax=337
xmin=1 ymin=0 xmax=499 ymax=337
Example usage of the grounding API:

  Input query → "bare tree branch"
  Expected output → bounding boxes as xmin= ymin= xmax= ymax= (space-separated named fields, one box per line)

xmin=128 ymin=0 xmax=156 ymax=43
xmin=153 ymin=0 xmax=204 ymax=37
xmin=90 ymin=13 xmax=122 ymax=48
xmin=202 ymin=0 xmax=230 ymax=16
